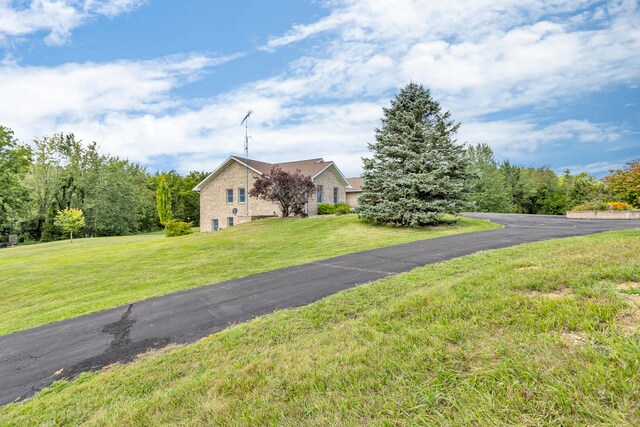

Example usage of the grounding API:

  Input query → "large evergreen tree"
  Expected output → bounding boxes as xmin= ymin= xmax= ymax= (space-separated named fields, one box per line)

xmin=359 ymin=83 xmax=472 ymax=226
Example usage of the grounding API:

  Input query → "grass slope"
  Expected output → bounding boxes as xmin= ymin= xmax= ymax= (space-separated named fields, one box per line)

xmin=0 ymin=215 xmax=497 ymax=335
xmin=2 ymin=230 xmax=639 ymax=425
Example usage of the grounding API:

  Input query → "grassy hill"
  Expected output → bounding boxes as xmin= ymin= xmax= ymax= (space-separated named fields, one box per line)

xmin=0 ymin=215 xmax=497 ymax=335
xmin=1 ymin=230 xmax=639 ymax=425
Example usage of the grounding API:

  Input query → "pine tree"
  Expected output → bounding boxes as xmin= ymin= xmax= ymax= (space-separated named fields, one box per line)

xmin=359 ymin=83 xmax=472 ymax=226
xmin=156 ymin=176 xmax=173 ymax=225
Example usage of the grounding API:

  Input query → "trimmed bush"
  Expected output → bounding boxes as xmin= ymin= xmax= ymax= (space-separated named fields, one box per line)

xmin=334 ymin=203 xmax=351 ymax=215
xmin=165 ymin=220 xmax=194 ymax=237
xmin=317 ymin=204 xmax=336 ymax=215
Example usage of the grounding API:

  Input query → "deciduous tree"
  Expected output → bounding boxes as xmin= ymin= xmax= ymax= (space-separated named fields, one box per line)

xmin=250 ymin=166 xmax=316 ymax=217
xmin=467 ymin=144 xmax=514 ymax=213
xmin=54 ymin=208 xmax=85 ymax=242
xmin=0 ymin=126 xmax=31 ymax=235
xmin=604 ymin=161 xmax=640 ymax=207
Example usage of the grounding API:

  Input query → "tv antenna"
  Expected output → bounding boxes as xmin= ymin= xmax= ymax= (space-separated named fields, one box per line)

xmin=240 ymin=110 xmax=253 ymax=217
xmin=241 ymin=109 xmax=253 ymax=159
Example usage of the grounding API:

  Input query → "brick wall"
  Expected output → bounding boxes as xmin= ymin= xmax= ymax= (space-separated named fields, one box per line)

xmin=346 ymin=191 xmax=361 ymax=208
xmin=199 ymin=161 xmax=280 ymax=232
xmin=308 ymin=165 xmax=347 ymax=216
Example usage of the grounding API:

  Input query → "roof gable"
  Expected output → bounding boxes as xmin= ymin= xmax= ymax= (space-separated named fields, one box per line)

xmin=311 ymin=162 xmax=351 ymax=188
xmin=193 ymin=156 xmax=264 ymax=191
xmin=194 ymin=155 xmax=352 ymax=191
xmin=230 ymin=156 xmax=273 ymax=175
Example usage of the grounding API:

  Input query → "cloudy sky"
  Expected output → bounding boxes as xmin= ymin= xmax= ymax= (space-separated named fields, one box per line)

xmin=1 ymin=0 xmax=638 ymax=177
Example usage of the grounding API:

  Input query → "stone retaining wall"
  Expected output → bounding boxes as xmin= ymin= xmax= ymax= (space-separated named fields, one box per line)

xmin=566 ymin=210 xmax=640 ymax=219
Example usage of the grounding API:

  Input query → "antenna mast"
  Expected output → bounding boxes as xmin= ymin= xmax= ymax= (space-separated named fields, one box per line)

xmin=241 ymin=110 xmax=252 ymax=159
xmin=240 ymin=110 xmax=253 ymax=218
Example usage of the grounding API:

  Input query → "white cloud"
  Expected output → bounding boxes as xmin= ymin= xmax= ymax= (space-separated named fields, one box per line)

xmin=555 ymin=160 xmax=630 ymax=175
xmin=458 ymin=119 xmax=622 ymax=161
xmin=256 ymin=0 xmax=640 ymax=117
xmin=264 ymin=0 xmax=599 ymax=49
xmin=544 ymin=120 xmax=621 ymax=143
xmin=0 ymin=53 xmax=238 ymax=139
xmin=262 ymin=11 xmax=349 ymax=51
xmin=91 ymin=0 xmax=145 ymax=16
xmin=50 ymin=100 xmax=379 ymax=178
xmin=0 ymin=0 xmax=146 ymax=45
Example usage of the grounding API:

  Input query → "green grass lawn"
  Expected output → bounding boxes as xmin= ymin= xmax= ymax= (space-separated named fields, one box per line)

xmin=2 ymin=230 xmax=639 ymax=425
xmin=0 ymin=215 xmax=497 ymax=336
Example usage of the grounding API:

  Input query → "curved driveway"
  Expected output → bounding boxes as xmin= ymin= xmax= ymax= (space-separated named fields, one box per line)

xmin=1 ymin=213 xmax=639 ymax=405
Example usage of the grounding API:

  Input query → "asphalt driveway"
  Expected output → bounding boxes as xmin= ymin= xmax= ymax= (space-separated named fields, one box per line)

xmin=1 ymin=213 xmax=639 ymax=405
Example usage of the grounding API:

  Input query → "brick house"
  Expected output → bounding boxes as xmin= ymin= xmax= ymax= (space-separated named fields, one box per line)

xmin=346 ymin=177 xmax=364 ymax=208
xmin=194 ymin=155 xmax=351 ymax=232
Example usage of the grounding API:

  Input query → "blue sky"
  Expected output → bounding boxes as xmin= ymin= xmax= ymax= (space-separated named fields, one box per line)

xmin=1 ymin=0 xmax=638 ymax=178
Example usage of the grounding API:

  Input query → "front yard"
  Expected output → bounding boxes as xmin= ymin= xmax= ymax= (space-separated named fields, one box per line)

xmin=2 ymin=229 xmax=638 ymax=425
xmin=0 ymin=215 xmax=497 ymax=335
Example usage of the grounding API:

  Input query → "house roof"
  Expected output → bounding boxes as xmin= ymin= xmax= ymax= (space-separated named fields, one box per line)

xmin=229 ymin=156 xmax=273 ymax=175
xmin=232 ymin=156 xmax=332 ymax=178
xmin=346 ymin=177 xmax=364 ymax=192
xmin=272 ymin=158 xmax=329 ymax=178
xmin=193 ymin=155 xmax=351 ymax=191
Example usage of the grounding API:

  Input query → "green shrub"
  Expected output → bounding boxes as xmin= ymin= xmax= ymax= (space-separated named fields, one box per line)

xmin=334 ymin=202 xmax=351 ymax=215
xmin=317 ymin=204 xmax=336 ymax=215
xmin=164 ymin=220 xmax=194 ymax=237
xmin=573 ymin=200 xmax=635 ymax=211
xmin=573 ymin=201 xmax=608 ymax=211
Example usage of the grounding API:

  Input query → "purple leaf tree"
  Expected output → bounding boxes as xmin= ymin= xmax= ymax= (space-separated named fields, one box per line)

xmin=250 ymin=166 xmax=316 ymax=217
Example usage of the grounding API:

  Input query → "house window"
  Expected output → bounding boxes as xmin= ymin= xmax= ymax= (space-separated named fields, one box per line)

xmin=227 ymin=217 xmax=234 ymax=227
xmin=238 ymin=188 xmax=246 ymax=204
xmin=333 ymin=187 xmax=339 ymax=204
xmin=226 ymin=188 xmax=233 ymax=204
xmin=317 ymin=185 xmax=323 ymax=203
xmin=212 ymin=219 xmax=219 ymax=231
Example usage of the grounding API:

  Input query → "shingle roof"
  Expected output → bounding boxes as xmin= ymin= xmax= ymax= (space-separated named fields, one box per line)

xmin=346 ymin=177 xmax=364 ymax=192
xmin=231 ymin=156 xmax=331 ymax=178
xmin=229 ymin=156 xmax=273 ymax=175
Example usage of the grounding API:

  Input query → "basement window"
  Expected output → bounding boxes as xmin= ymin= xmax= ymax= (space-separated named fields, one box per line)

xmin=227 ymin=217 xmax=234 ymax=227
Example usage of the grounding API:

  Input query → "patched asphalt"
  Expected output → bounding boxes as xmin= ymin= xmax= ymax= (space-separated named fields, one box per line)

xmin=1 ymin=213 xmax=639 ymax=405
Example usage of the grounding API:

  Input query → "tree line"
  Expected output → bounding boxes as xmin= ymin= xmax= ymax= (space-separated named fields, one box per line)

xmin=466 ymin=143 xmax=611 ymax=215
xmin=0 ymin=126 xmax=207 ymax=242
